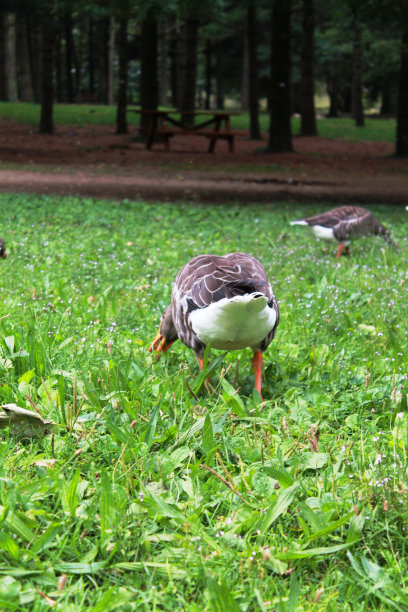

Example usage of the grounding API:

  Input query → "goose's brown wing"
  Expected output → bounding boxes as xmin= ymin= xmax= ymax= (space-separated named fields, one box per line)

xmin=302 ymin=205 xmax=368 ymax=228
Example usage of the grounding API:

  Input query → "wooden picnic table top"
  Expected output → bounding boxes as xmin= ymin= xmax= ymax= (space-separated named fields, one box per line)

xmin=127 ymin=108 xmax=241 ymax=117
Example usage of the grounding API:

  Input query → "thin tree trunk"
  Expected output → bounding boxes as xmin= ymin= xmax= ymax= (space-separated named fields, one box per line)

xmin=116 ymin=18 xmax=128 ymax=134
xmin=267 ymin=0 xmax=292 ymax=152
xmin=396 ymin=22 xmax=408 ymax=157
xmin=39 ymin=5 xmax=54 ymax=134
xmin=248 ymin=0 xmax=261 ymax=139
xmin=380 ymin=76 xmax=392 ymax=115
xmin=108 ymin=16 xmax=115 ymax=105
xmin=181 ymin=18 xmax=198 ymax=120
xmin=6 ymin=13 xmax=17 ymax=101
xmin=326 ymin=73 xmax=340 ymax=117
xmin=140 ymin=9 xmax=158 ymax=135
xmin=205 ymin=38 xmax=211 ymax=110
xmin=88 ymin=20 xmax=95 ymax=97
xmin=158 ymin=21 xmax=168 ymax=107
xmin=0 ymin=14 xmax=7 ymax=100
xmin=64 ymin=9 xmax=74 ymax=102
xmin=299 ymin=0 xmax=317 ymax=136
xmin=216 ymin=46 xmax=224 ymax=109
xmin=16 ymin=15 xmax=34 ymax=101
xmin=97 ymin=17 xmax=109 ymax=104
xmin=351 ymin=27 xmax=364 ymax=127
xmin=241 ymin=25 xmax=249 ymax=109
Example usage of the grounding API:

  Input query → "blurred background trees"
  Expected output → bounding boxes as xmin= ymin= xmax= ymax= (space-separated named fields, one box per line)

xmin=0 ymin=0 xmax=407 ymax=154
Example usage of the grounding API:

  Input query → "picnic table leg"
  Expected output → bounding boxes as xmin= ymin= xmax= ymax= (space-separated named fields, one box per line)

xmin=146 ymin=116 xmax=157 ymax=150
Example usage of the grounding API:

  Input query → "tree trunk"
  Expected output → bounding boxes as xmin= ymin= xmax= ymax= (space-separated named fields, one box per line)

xmin=140 ymin=9 xmax=158 ymax=135
xmin=6 ymin=13 xmax=17 ymax=101
xmin=16 ymin=15 xmax=34 ymax=101
xmin=64 ymin=9 xmax=74 ymax=102
xmin=96 ymin=17 xmax=109 ymax=104
xmin=88 ymin=20 xmax=95 ymax=97
xmin=169 ymin=20 xmax=179 ymax=108
xmin=216 ymin=46 xmax=224 ymax=109
xmin=39 ymin=6 xmax=54 ymax=134
xmin=396 ymin=22 xmax=408 ymax=157
xmin=108 ymin=16 xmax=115 ymax=105
xmin=205 ymin=38 xmax=212 ymax=110
xmin=351 ymin=27 xmax=365 ymax=127
xmin=326 ymin=74 xmax=340 ymax=117
xmin=248 ymin=0 xmax=261 ymax=139
xmin=158 ymin=21 xmax=168 ymax=107
xmin=181 ymin=18 xmax=198 ymax=120
xmin=0 ymin=14 xmax=7 ymax=100
xmin=116 ymin=18 xmax=128 ymax=134
xmin=267 ymin=0 xmax=292 ymax=152
xmin=380 ymin=76 xmax=392 ymax=115
xmin=241 ymin=25 xmax=249 ymax=109
xmin=299 ymin=0 xmax=317 ymax=136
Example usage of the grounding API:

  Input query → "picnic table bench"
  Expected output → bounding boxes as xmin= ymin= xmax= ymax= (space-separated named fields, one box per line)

xmin=128 ymin=108 xmax=239 ymax=153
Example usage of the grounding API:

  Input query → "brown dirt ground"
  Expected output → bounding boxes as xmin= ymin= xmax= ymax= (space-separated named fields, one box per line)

xmin=0 ymin=118 xmax=407 ymax=204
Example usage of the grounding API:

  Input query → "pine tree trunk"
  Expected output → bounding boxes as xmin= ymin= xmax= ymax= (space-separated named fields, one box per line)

xmin=299 ymin=0 xmax=317 ymax=136
xmin=248 ymin=0 xmax=261 ymax=139
xmin=267 ymin=0 xmax=293 ymax=152
xmin=0 ymin=14 xmax=7 ymax=100
xmin=64 ymin=10 xmax=74 ymax=102
xmin=326 ymin=74 xmax=340 ymax=117
xmin=116 ymin=18 xmax=128 ymax=134
xmin=380 ymin=76 xmax=392 ymax=115
xmin=216 ymin=46 xmax=224 ymax=109
xmin=396 ymin=22 xmax=408 ymax=157
xmin=140 ymin=9 xmax=158 ymax=135
xmin=6 ymin=13 xmax=17 ymax=101
xmin=88 ymin=20 xmax=95 ymax=97
xmin=241 ymin=25 xmax=249 ymax=109
xmin=97 ymin=17 xmax=109 ymax=104
xmin=205 ymin=38 xmax=211 ymax=110
xmin=16 ymin=15 xmax=34 ymax=101
xmin=158 ymin=21 xmax=168 ymax=107
xmin=27 ymin=21 xmax=42 ymax=103
xmin=108 ymin=16 xmax=115 ymax=105
xmin=39 ymin=6 xmax=54 ymax=134
xmin=181 ymin=18 xmax=198 ymax=121
xmin=351 ymin=27 xmax=365 ymax=127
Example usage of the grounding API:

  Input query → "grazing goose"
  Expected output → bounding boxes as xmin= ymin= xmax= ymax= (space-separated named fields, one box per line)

xmin=290 ymin=205 xmax=393 ymax=258
xmin=149 ymin=252 xmax=279 ymax=398
xmin=0 ymin=238 xmax=7 ymax=259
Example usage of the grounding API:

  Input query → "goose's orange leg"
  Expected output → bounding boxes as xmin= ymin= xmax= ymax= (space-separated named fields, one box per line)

xmin=252 ymin=350 xmax=263 ymax=400
xmin=336 ymin=243 xmax=344 ymax=258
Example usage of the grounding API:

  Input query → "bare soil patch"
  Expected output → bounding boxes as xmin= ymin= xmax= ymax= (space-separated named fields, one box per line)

xmin=0 ymin=119 xmax=407 ymax=204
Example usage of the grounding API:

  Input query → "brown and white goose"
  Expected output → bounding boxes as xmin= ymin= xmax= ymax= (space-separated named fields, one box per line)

xmin=290 ymin=205 xmax=393 ymax=258
xmin=149 ymin=252 xmax=279 ymax=398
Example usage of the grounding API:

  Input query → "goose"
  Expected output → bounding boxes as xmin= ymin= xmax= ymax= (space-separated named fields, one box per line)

xmin=290 ymin=205 xmax=393 ymax=258
xmin=0 ymin=238 xmax=7 ymax=259
xmin=149 ymin=252 xmax=279 ymax=398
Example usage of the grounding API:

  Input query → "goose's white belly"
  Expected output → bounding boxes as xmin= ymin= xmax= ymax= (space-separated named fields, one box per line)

xmin=189 ymin=294 xmax=276 ymax=350
xmin=311 ymin=225 xmax=350 ymax=246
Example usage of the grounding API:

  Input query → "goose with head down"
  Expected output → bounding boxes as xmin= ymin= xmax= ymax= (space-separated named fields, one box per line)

xmin=149 ymin=252 xmax=279 ymax=398
xmin=290 ymin=205 xmax=394 ymax=258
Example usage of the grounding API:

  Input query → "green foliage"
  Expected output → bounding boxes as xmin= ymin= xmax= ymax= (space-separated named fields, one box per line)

xmin=0 ymin=194 xmax=407 ymax=609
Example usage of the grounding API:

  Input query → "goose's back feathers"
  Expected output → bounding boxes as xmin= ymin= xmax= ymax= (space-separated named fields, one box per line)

xmin=291 ymin=205 xmax=391 ymax=244
xmin=157 ymin=252 xmax=279 ymax=358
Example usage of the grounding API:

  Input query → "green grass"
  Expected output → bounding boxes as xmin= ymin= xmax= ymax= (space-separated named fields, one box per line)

xmin=0 ymin=102 xmax=397 ymax=143
xmin=0 ymin=194 xmax=408 ymax=610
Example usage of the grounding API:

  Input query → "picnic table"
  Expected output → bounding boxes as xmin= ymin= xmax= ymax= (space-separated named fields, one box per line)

xmin=128 ymin=108 xmax=239 ymax=153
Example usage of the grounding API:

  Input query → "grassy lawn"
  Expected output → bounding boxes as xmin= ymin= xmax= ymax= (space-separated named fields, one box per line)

xmin=0 ymin=194 xmax=407 ymax=610
xmin=0 ymin=101 xmax=397 ymax=143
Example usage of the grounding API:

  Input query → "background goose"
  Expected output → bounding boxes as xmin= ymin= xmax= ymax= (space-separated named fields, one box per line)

xmin=149 ymin=252 xmax=279 ymax=398
xmin=290 ymin=205 xmax=393 ymax=258
xmin=0 ymin=238 xmax=7 ymax=259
